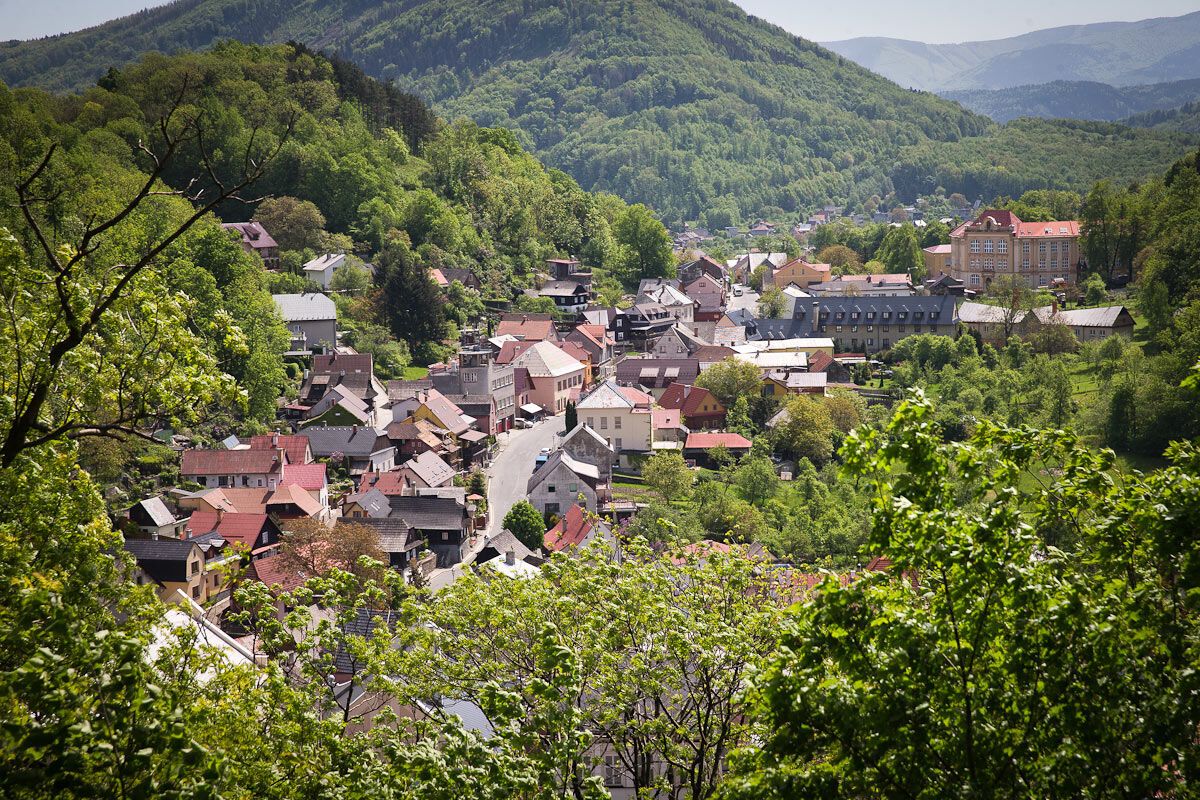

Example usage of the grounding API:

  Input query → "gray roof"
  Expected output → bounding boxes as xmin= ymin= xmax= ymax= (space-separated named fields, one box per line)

xmin=350 ymin=517 xmax=422 ymax=554
xmin=526 ymin=451 xmax=600 ymax=493
xmin=388 ymin=495 xmax=466 ymax=531
xmin=1054 ymin=305 xmax=1132 ymax=329
xmin=272 ymin=293 xmax=337 ymax=322
xmin=476 ymin=529 xmax=540 ymax=565
xmin=303 ymin=426 xmax=390 ymax=458
xmin=344 ymin=488 xmax=390 ymax=518
xmin=754 ymin=295 xmax=958 ymax=340
xmin=538 ymin=280 xmax=589 ymax=297
xmin=402 ymin=451 xmax=455 ymax=487
xmin=133 ymin=496 xmax=175 ymax=528
xmin=123 ymin=537 xmax=196 ymax=561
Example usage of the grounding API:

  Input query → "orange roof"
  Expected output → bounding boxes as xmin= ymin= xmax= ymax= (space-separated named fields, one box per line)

xmin=495 ymin=318 xmax=556 ymax=342
xmin=1016 ymin=220 xmax=1080 ymax=238
xmin=495 ymin=340 xmax=536 ymax=365
xmin=684 ymin=432 xmax=751 ymax=450
xmin=572 ymin=324 xmax=610 ymax=348
xmin=186 ymin=510 xmax=272 ymax=550
xmin=249 ymin=554 xmax=307 ymax=594
xmin=265 ymin=482 xmax=325 ymax=517
xmin=543 ymin=505 xmax=595 ymax=552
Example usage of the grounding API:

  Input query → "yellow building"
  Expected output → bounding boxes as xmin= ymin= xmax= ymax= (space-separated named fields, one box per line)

xmin=949 ymin=210 xmax=1081 ymax=291
xmin=768 ymin=258 xmax=831 ymax=289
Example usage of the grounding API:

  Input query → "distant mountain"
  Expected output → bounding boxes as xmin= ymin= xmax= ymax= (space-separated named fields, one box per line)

xmin=823 ymin=12 xmax=1200 ymax=92
xmin=944 ymin=79 xmax=1200 ymax=124
xmin=0 ymin=0 xmax=1196 ymax=223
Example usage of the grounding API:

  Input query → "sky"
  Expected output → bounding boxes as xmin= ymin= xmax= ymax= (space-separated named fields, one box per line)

xmin=2 ymin=0 xmax=1199 ymax=42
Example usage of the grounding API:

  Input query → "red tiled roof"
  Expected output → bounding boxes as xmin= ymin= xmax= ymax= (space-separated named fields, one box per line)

xmin=311 ymin=353 xmax=373 ymax=375
xmin=281 ymin=463 xmax=326 ymax=491
xmin=496 ymin=340 xmax=536 ymax=365
xmin=691 ymin=345 xmax=736 ymax=363
xmin=248 ymin=554 xmax=307 ymax=593
xmin=923 ymin=244 xmax=951 ymax=254
xmin=559 ymin=341 xmax=591 ymax=364
xmin=658 ymin=383 xmax=723 ymax=417
xmin=249 ymin=434 xmax=311 ymax=465
xmin=685 ymin=432 xmax=752 ymax=450
xmin=1016 ymin=220 xmax=1080 ymax=238
xmin=652 ymin=407 xmax=681 ymax=430
xmin=358 ymin=471 xmax=410 ymax=496
xmin=543 ymin=505 xmax=594 ymax=552
xmin=617 ymin=385 xmax=654 ymax=406
xmin=807 ymin=351 xmax=834 ymax=372
xmin=186 ymin=510 xmax=271 ymax=550
xmin=573 ymin=324 xmax=609 ymax=348
xmin=181 ymin=449 xmax=283 ymax=476
xmin=495 ymin=318 xmax=556 ymax=342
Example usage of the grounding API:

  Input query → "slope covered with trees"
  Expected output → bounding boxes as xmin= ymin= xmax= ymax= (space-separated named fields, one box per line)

xmin=943 ymin=78 xmax=1200 ymax=124
xmin=1 ymin=0 xmax=1195 ymax=223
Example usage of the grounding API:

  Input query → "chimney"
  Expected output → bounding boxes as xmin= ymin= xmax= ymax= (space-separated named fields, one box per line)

xmin=351 ymin=424 xmax=359 ymax=436
xmin=505 ymin=549 xmax=516 ymax=566
xmin=216 ymin=508 xmax=224 ymax=524
xmin=1052 ymin=297 xmax=1059 ymax=314
xmin=812 ymin=300 xmax=820 ymax=327
xmin=151 ymin=531 xmax=159 ymax=541
xmin=272 ymin=432 xmax=279 ymax=447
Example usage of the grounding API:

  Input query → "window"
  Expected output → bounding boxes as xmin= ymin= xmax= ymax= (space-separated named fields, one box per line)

xmin=1051 ymin=241 xmax=1059 ymax=253
xmin=586 ymin=416 xmax=594 ymax=428
xmin=983 ymin=240 xmax=994 ymax=254
xmin=899 ymin=324 xmax=907 ymax=333
xmin=614 ymin=416 xmax=622 ymax=429
xmin=970 ymin=240 xmax=980 ymax=253
xmin=883 ymin=325 xmax=891 ymax=332
xmin=192 ymin=585 xmax=201 ymax=599
xmin=548 ymin=484 xmax=556 ymax=493
xmin=851 ymin=325 xmax=859 ymax=332
xmin=867 ymin=338 xmax=875 ymax=347
xmin=866 ymin=325 xmax=874 ymax=332
xmin=883 ymin=338 xmax=891 ymax=348
xmin=600 ymin=417 xmax=608 ymax=430
xmin=568 ymin=483 xmax=578 ymax=493
xmin=604 ymin=757 xmax=625 ymax=788
xmin=1039 ymin=243 xmax=1047 ymax=254
xmin=545 ymin=503 xmax=559 ymax=516
xmin=261 ymin=531 xmax=268 ymax=545
xmin=1023 ymin=241 xmax=1031 ymax=254
xmin=190 ymin=561 xmax=199 ymax=577
xmin=997 ymin=240 xmax=1008 ymax=254
xmin=615 ymin=437 xmax=622 ymax=449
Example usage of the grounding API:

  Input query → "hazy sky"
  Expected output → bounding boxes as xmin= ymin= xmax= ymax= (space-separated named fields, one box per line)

xmin=3 ymin=0 xmax=1199 ymax=43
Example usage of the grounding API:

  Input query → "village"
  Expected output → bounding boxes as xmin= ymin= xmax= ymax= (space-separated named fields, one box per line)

xmin=123 ymin=205 xmax=1137 ymax=627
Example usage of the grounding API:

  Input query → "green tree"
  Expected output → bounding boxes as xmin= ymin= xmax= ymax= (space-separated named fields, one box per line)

xmin=816 ymin=244 xmax=862 ymax=275
xmin=734 ymin=455 xmax=779 ymax=507
xmin=614 ymin=203 xmax=674 ymax=285
xmin=773 ymin=395 xmax=836 ymax=465
xmin=378 ymin=237 xmax=449 ymax=356
xmin=253 ymin=195 xmax=328 ymax=253
xmin=726 ymin=395 xmax=754 ymax=437
xmin=1083 ymin=271 xmax=1108 ymax=306
xmin=563 ymin=400 xmax=578 ymax=434
xmin=330 ymin=261 xmax=373 ymax=295
xmin=696 ymin=357 xmax=764 ymax=408
xmin=723 ymin=394 xmax=1200 ymax=799
xmin=985 ymin=273 xmax=1038 ymax=342
xmin=501 ymin=500 xmax=547 ymax=552
xmin=643 ymin=451 xmax=694 ymax=501
xmin=875 ymin=223 xmax=926 ymax=280
xmin=757 ymin=287 xmax=786 ymax=319
xmin=1138 ymin=274 xmax=1172 ymax=337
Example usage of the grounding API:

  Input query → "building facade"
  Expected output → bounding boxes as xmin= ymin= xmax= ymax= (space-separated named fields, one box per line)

xmin=949 ymin=210 xmax=1081 ymax=290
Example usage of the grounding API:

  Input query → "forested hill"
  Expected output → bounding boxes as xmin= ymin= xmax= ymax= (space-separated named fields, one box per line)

xmin=2 ymin=0 xmax=1197 ymax=223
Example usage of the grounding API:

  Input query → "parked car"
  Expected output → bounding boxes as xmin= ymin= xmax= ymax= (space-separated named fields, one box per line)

xmin=733 ymin=287 xmax=743 ymax=297
xmin=513 ymin=418 xmax=532 ymax=429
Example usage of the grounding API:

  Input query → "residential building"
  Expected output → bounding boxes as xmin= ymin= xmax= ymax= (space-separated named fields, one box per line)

xmin=767 ymin=258 xmax=831 ymax=290
xmin=647 ymin=325 xmax=707 ymax=359
xmin=923 ymin=244 xmax=952 ymax=277
xmin=651 ymin=407 xmax=688 ymax=448
xmin=692 ymin=344 xmax=738 ymax=369
xmin=273 ymin=293 xmax=337 ymax=354
xmin=677 ymin=255 xmax=727 ymax=287
xmin=396 ymin=450 xmax=456 ymax=489
xmin=657 ymin=384 xmax=726 ymax=430
xmin=559 ymin=424 xmax=618 ymax=485
xmin=684 ymin=273 xmax=726 ymax=316
xmin=185 ymin=509 xmax=281 ymax=560
xmin=580 ymin=307 xmax=634 ymax=349
xmin=806 ymin=350 xmax=854 ymax=383
xmin=302 ymin=426 xmax=396 ymax=475
xmin=301 ymin=384 xmax=373 ymax=428
xmin=576 ymin=379 xmax=655 ymax=457
xmin=431 ymin=267 xmax=482 ymax=291
xmin=957 ymin=301 xmax=1036 ymax=345
xmin=128 ymin=496 xmax=190 ymax=539
xmin=306 ymin=352 xmax=386 ymax=411
xmin=351 ymin=517 xmax=426 ymax=573
xmin=124 ymin=537 xmax=219 ymax=604
xmin=248 ymin=433 xmax=313 ymax=465
xmin=763 ymin=371 xmax=828 ymax=397
xmin=476 ymin=530 xmax=543 ymax=570
xmin=754 ymin=296 xmax=958 ymax=354
xmin=625 ymin=303 xmax=677 ymax=343
xmin=222 ymin=221 xmax=279 ymax=268
xmin=430 ymin=334 xmax=516 ymax=433
xmin=731 ymin=252 xmax=787 ymax=284
xmin=637 ymin=280 xmax=696 ymax=329
xmin=302 ymin=253 xmax=346 ymax=290
xmin=536 ymin=280 xmax=591 ymax=314
xmin=495 ymin=314 xmax=559 ymax=343
xmin=510 ymin=340 xmax=586 ymax=414
xmin=1048 ymin=305 xmax=1136 ymax=341
xmin=713 ymin=308 xmax=757 ymax=347
xmin=949 ymin=210 xmax=1082 ymax=290
xmin=963 ymin=302 xmax=1135 ymax=346
xmin=565 ymin=324 xmax=615 ymax=376
xmin=181 ymin=447 xmax=287 ymax=490
xmin=543 ymin=504 xmax=617 ymax=555
xmin=527 ymin=451 xmax=604 ymax=519
xmin=386 ymin=494 xmax=472 ymax=567
xmin=614 ymin=357 xmax=700 ymax=398
xmin=683 ymin=432 xmax=752 ymax=466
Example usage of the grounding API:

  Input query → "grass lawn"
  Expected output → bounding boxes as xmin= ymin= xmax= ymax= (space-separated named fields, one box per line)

xmin=400 ymin=366 xmax=429 ymax=379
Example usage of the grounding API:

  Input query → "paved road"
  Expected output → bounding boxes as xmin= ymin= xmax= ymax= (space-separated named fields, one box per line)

xmin=726 ymin=284 xmax=760 ymax=314
xmin=426 ymin=417 xmax=561 ymax=591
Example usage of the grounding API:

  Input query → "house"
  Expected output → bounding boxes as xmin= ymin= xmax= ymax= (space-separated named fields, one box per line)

xmin=557 ymin=340 xmax=596 ymax=387
xmin=438 ymin=267 xmax=482 ymax=292
xmin=342 ymin=488 xmax=391 ymax=519
xmin=923 ymin=244 xmax=952 ymax=277
xmin=124 ymin=537 xmax=218 ymax=604
xmin=806 ymin=350 xmax=854 ymax=384
xmin=222 ymin=221 xmax=279 ymax=269
xmin=678 ymin=256 xmax=726 ymax=287
xmin=185 ymin=509 xmax=281 ymax=560
xmin=128 ymin=496 xmax=189 ymax=539
xmin=181 ymin=447 xmax=287 ymax=490
xmin=767 ymin=259 xmax=831 ymax=290
xmin=510 ymin=340 xmax=586 ymax=414
xmin=957 ymin=301 xmax=1036 ymax=345
xmin=712 ymin=308 xmax=757 ymax=347
xmin=302 ymin=384 xmax=374 ymax=428
xmin=657 ymin=384 xmax=726 ymax=430
xmin=536 ymin=280 xmax=591 ymax=314
xmin=527 ymin=450 xmax=604 ymax=519
xmin=495 ymin=315 xmax=559 ymax=343
xmin=565 ymin=324 xmax=615 ymax=375
xmin=1048 ymin=305 xmax=1136 ymax=341
xmin=279 ymin=462 xmax=328 ymax=509
xmin=763 ymin=371 xmax=828 ymax=397
xmin=691 ymin=344 xmax=737 ymax=369
xmin=387 ymin=494 xmax=472 ymax=567
xmin=637 ymin=280 xmax=696 ymax=328
xmin=614 ymin=357 xmax=700 ymax=398
xmin=925 ymin=273 xmax=971 ymax=297
xmin=302 ymin=426 xmax=396 ymax=475
xmin=351 ymin=517 xmax=426 ymax=573
xmin=383 ymin=418 xmax=458 ymax=464
xmin=305 ymin=353 xmax=385 ymax=411
xmin=731 ymin=252 xmax=787 ymax=284
xmin=559 ymin=424 xmax=618 ymax=484
xmin=733 ymin=348 xmax=809 ymax=374
xmin=249 ymin=433 xmax=313 ymax=465
xmin=429 ymin=332 xmax=516 ymax=433
xmin=408 ymin=389 xmax=474 ymax=438
xmin=625 ymin=303 xmax=677 ymax=343
xmin=476 ymin=529 xmax=543 ymax=570
xmin=651 ymin=407 xmax=688 ymax=448
xmin=396 ymin=450 xmax=456 ymax=489
xmin=576 ymin=379 xmax=655 ymax=458
xmin=683 ymin=432 xmax=752 ymax=466
xmin=684 ymin=273 xmax=726 ymax=317
xmin=807 ymin=273 xmax=914 ymax=297
xmin=273 ymin=293 xmax=337 ymax=354
xmin=949 ymin=209 xmax=1082 ymax=290
xmin=356 ymin=471 xmax=410 ymax=496
xmin=302 ymin=253 xmax=346 ymax=290
xmin=543 ymin=504 xmax=617 ymax=555
xmin=647 ymin=325 xmax=707 ymax=359
xmin=755 ymin=296 xmax=958 ymax=354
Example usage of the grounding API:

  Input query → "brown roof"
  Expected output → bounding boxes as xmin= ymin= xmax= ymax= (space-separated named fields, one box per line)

xmin=690 ymin=345 xmax=736 ymax=363
xmin=311 ymin=353 xmax=373 ymax=376
xmin=248 ymin=555 xmax=307 ymax=594
xmin=544 ymin=505 xmax=596 ymax=552
xmin=658 ymin=383 xmax=724 ymax=417
xmin=186 ymin=510 xmax=273 ymax=551
xmin=248 ymin=434 xmax=311 ymax=465
xmin=181 ymin=448 xmax=284 ymax=476
xmin=358 ymin=471 xmax=410 ymax=495
xmin=495 ymin=317 xmax=557 ymax=342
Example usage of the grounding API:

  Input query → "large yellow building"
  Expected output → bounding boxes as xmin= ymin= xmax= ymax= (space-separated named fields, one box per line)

xmin=949 ymin=210 xmax=1081 ymax=291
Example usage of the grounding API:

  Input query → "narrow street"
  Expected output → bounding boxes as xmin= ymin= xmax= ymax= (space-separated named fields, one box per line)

xmin=726 ymin=283 xmax=760 ymax=314
xmin=427 ymin=416 xmax=562 ymax=591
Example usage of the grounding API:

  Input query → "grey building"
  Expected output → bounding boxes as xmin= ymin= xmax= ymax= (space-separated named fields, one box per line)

xmin=273 ymin=293 xmax=337 ymax=354
xmin=526 ymin=451 xmax=603 ymax=520
xmin=753 ymin=295 xmax=959 ymax=354
xmin=429 ymin=333 xmax=516 ymax=434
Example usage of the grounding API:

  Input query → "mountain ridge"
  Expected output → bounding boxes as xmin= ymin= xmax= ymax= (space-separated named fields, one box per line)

xmin=943 ymin=78 xmax=1200 ymax=124
xmin=822 ymin=11 xmax=1200 ymax=91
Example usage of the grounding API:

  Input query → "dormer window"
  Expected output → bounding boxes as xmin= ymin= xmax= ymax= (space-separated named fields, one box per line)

xmin=850 ymin=312 xmax=860 ymax=321
xmin=882 ymin=311 xmax=891 ymax=320
xmin=898 ymin=312 xmax=907 ymax=320
xmin=866 ymin=312 xmax=876 ymax=320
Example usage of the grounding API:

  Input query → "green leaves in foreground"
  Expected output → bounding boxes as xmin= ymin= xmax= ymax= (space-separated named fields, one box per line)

xmin=721 ymin=392 xmax=1200 ymax=799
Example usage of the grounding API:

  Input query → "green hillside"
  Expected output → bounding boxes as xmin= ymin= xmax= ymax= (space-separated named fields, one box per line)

xmin=1 ymin=0 xmax=1196 ymax=222
xmin=1124 ymin=101 xmax=1200 ymax=135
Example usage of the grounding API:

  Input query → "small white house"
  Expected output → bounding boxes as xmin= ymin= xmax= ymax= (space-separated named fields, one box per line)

xmin=303 ymin=253 xmax=347 ymax=291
